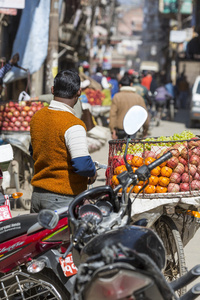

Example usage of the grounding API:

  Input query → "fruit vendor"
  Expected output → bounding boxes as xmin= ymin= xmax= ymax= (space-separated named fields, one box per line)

xmin=109 ymin=75 xmax=149 ymax=140
xmin=30 ymin=70 xmax=97 ymax=213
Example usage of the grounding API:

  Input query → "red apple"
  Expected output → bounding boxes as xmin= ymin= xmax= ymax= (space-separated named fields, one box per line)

xmin=21 ymin=111 xmax=27 ymax=117
xmin=28 ymin=110 xmax=34 ymax=117
xmin=25 ymin=116 xmax=31 ymax=122
xmin=22 ymin=121 xmax=28 ymax=128
xmin=7 ymin=112 xmax=13 ymax=119
xmin=13 ymin=110 xmax=20 ymax=117
xmin=11 ymin=116 xmax=17 ymax=123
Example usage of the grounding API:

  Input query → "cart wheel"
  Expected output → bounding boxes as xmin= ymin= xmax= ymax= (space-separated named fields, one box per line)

xmin=155 ymin=215 xmax=187 ymax=296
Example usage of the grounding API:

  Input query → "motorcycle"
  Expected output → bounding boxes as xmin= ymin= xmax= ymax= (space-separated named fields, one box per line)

xmin=51 ymin=105 xmax=199 ymax=299
xmin=0 ymin=144 xmax=74 ymax=298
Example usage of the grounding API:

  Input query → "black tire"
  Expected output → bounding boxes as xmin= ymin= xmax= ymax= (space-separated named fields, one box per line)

xmin=3 ymin=269 xmax=70 ymax=300
xmin=169 ymin=103 xmax=175 ymax=121
xmin=155 ymin=215 xmax=187 ymax=296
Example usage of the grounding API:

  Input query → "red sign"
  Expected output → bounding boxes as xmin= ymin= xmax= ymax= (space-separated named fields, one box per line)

xmin=0 ymin=8 xmax=17 ymax=15
xmin=59 ymin=253 xmax=78 ymax=277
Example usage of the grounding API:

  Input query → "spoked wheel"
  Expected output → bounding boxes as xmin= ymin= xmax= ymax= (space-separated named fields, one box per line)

xmin=155 ymin=215 xmax=187 ymax=296
xmin=3 ymin=270 xmax=69 ymax=300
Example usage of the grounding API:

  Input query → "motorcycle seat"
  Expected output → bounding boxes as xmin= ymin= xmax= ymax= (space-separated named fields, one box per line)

xmin=0 ymin=214 xmax=39 ymax=243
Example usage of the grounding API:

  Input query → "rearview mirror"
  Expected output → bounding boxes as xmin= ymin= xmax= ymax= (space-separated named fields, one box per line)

xmin=38 ymin=209 xmax=59 ymax=229
xmin=123 ymin=105 xmax=148 ymax=136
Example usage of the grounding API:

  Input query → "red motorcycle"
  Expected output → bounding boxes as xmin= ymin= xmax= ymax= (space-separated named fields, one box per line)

xmin=0 ymin=144 xmax=74 ymax=299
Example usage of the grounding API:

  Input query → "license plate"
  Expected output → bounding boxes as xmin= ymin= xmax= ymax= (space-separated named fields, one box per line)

xmin=59 ymin=253 xmax=78 ymax=277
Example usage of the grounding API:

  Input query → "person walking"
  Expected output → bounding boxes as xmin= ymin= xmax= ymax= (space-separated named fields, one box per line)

xmin=109 ymin=75 xmax=149 ymax=139
xmin=30 ymin=69 xmax=97 ymax=213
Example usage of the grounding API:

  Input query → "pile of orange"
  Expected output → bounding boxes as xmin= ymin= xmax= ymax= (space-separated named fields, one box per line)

xmin=111 ymin=155 xmax=173 ymax=194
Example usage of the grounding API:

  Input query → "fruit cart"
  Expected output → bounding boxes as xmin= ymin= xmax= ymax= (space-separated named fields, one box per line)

xmin=107 ymin=131 xmax=200 ymax=296
xmin=0 ymin=100 xmax=48 ymax=210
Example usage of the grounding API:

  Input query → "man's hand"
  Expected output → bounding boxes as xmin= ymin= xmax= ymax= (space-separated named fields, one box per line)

xmin=88 ymin=172 xmax=97 ymax=185
xmin=111 ymin=129 xmax=118 ymax=140
xmin=10 ymin=53 xmax=19 ymax=66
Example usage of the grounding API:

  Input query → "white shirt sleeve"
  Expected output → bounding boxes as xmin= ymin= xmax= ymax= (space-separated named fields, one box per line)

xmin=64 ymin=125 xmax=89 ymax=159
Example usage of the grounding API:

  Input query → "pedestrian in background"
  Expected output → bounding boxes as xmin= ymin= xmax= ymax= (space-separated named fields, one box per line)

xmin=109 ymin=75 xmax=149 ymax=139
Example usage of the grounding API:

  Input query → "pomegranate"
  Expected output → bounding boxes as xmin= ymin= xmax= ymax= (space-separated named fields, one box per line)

xmin=167 ymin=156 xmax=179 ymax=169
xmin=185 ymin=164 xmax=197 ymax=176
xmin=193 ymin=172 xmax=200 ymax=180
xmin=181 ymin=148 xmax=192 ymax=160
xmin=192 ymin=147 xmax=200 ymax=156
xmin=189 ymin=154 xmax=200 ymax=166
xmin=191 ymin=180 xmax=200 ymax=190
xmin=180 ymin=182 xmax=190 ymax=192
xmin=173 ymin=163 xmax=185 ymax=175
xmin=168 ymin=148 xmax=179 ymax=157
xmin=170 ymin=172 xmax=181 ymax=183
xmin=112 ymin=156 xmax=125 ymax=169
xmin=143 ymin=151 xmax=156 ymax=159
xmin=168 ymin=183 xmax=180 ymax=193
xmin=188 ymin=138 xmax=200 ymax=148
xmin=181 ymin=172 xmax=192 ymax=183
xmin=178 ymin=156 xmax=187 ymax=166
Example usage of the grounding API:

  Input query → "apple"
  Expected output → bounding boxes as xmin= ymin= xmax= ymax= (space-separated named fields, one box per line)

xmin=11 ymin=116 xmax=17 ymax=123
xmin=7 ymin=112 xmax=13 ymax=119
xmin=2 ymin=121 xmax=8 ymax=127
xmin=30 ymin=106 xmax=37 ymax=112
xmin=12 ymin=126 xmax=19 ymax=131
xmin=18 ymin=116 xmax=24 ymax=122
xmin=23 ymin=106 xmax=30 ymax=112
xmin=25 ymin=116 xmax=31 ymax=122
xmin=28 ymin=110 xmax=34 ymax=117
xmin=21 ymin=111 xmax=27 ymax=117
xmin=19 ymin=126 xmax=25 ymax=131
xmin=19 ymin=101 xmax=26 ymax=107
xmin=8 ymin=101 xmax=15 ymax=107
xmin=15 ymin=120 xmax=21 ymax=127
xmin=22 ymin=121 xmax=29 ymax=128
xmin=13 ymin=110 xmax=20 ymax=117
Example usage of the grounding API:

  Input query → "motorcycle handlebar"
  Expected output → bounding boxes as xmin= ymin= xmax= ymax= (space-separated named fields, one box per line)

xmin=147 ymin=151 xmax=172 ymax=171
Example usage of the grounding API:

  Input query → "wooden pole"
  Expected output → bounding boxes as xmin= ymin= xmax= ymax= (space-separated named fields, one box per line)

xmin=45 ymin=0 xmax=59 ymax=94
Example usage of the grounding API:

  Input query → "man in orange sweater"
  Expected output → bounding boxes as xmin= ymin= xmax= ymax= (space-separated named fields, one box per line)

xmin=30 ymin=70 xmax=97 ymax=213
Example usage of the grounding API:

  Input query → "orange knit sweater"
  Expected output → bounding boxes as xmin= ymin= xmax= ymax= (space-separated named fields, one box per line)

xmin=30 ymin=107 xmax=88 ymax=195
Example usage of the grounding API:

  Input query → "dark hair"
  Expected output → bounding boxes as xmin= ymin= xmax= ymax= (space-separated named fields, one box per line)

xmin=53 ymin=69 xmax=80 ymax=99
xmin=119 ymin=75 xmax=131 ymax=86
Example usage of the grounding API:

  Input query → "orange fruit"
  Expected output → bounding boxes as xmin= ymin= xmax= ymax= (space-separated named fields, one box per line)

xmin=150 ymin=166 xmax=161 ymax=176
xmin=133 ymin=185 xmax=143 ymax=193
xmin=161 ymin=166 xmax=173 ymax=178
xmin=149 ymin=175 xmax=159 ymax=186
xmin=126 ymin=185 xmax=133 ymax=193
xmin=144 ymin=184 xmax=156 ymax=194
xmin=111 ymin=175 xmax=119 ymax=186
xmin=158 ymin=176 xmax=170 ymax=187
xmin=132 ymin=166 xmax=138 ymax=173
xmin=114 ymin=165 xmax=127 ymax=175
xmin=156 ymin=185 xmax=168 ymax=193
xmin=145 ymin=157 xmax=156 ymax=165
xmin=131 ymin=156 xmax=144 ymax=167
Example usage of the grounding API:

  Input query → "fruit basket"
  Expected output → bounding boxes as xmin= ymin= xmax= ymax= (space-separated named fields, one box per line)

xmin=0 ymin=100 xmax=49 ymax=133
xmin=106 ymin=131 xmax=200 ymax=198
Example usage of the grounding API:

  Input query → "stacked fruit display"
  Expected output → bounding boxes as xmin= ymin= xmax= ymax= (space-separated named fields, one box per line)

xmin=110 ymin=131 xmax=200 ymax=194
xmin=84 ymin=89 xmax=105 ymax=106
xmin=0 ymin=101 xmax=48 ymax=132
